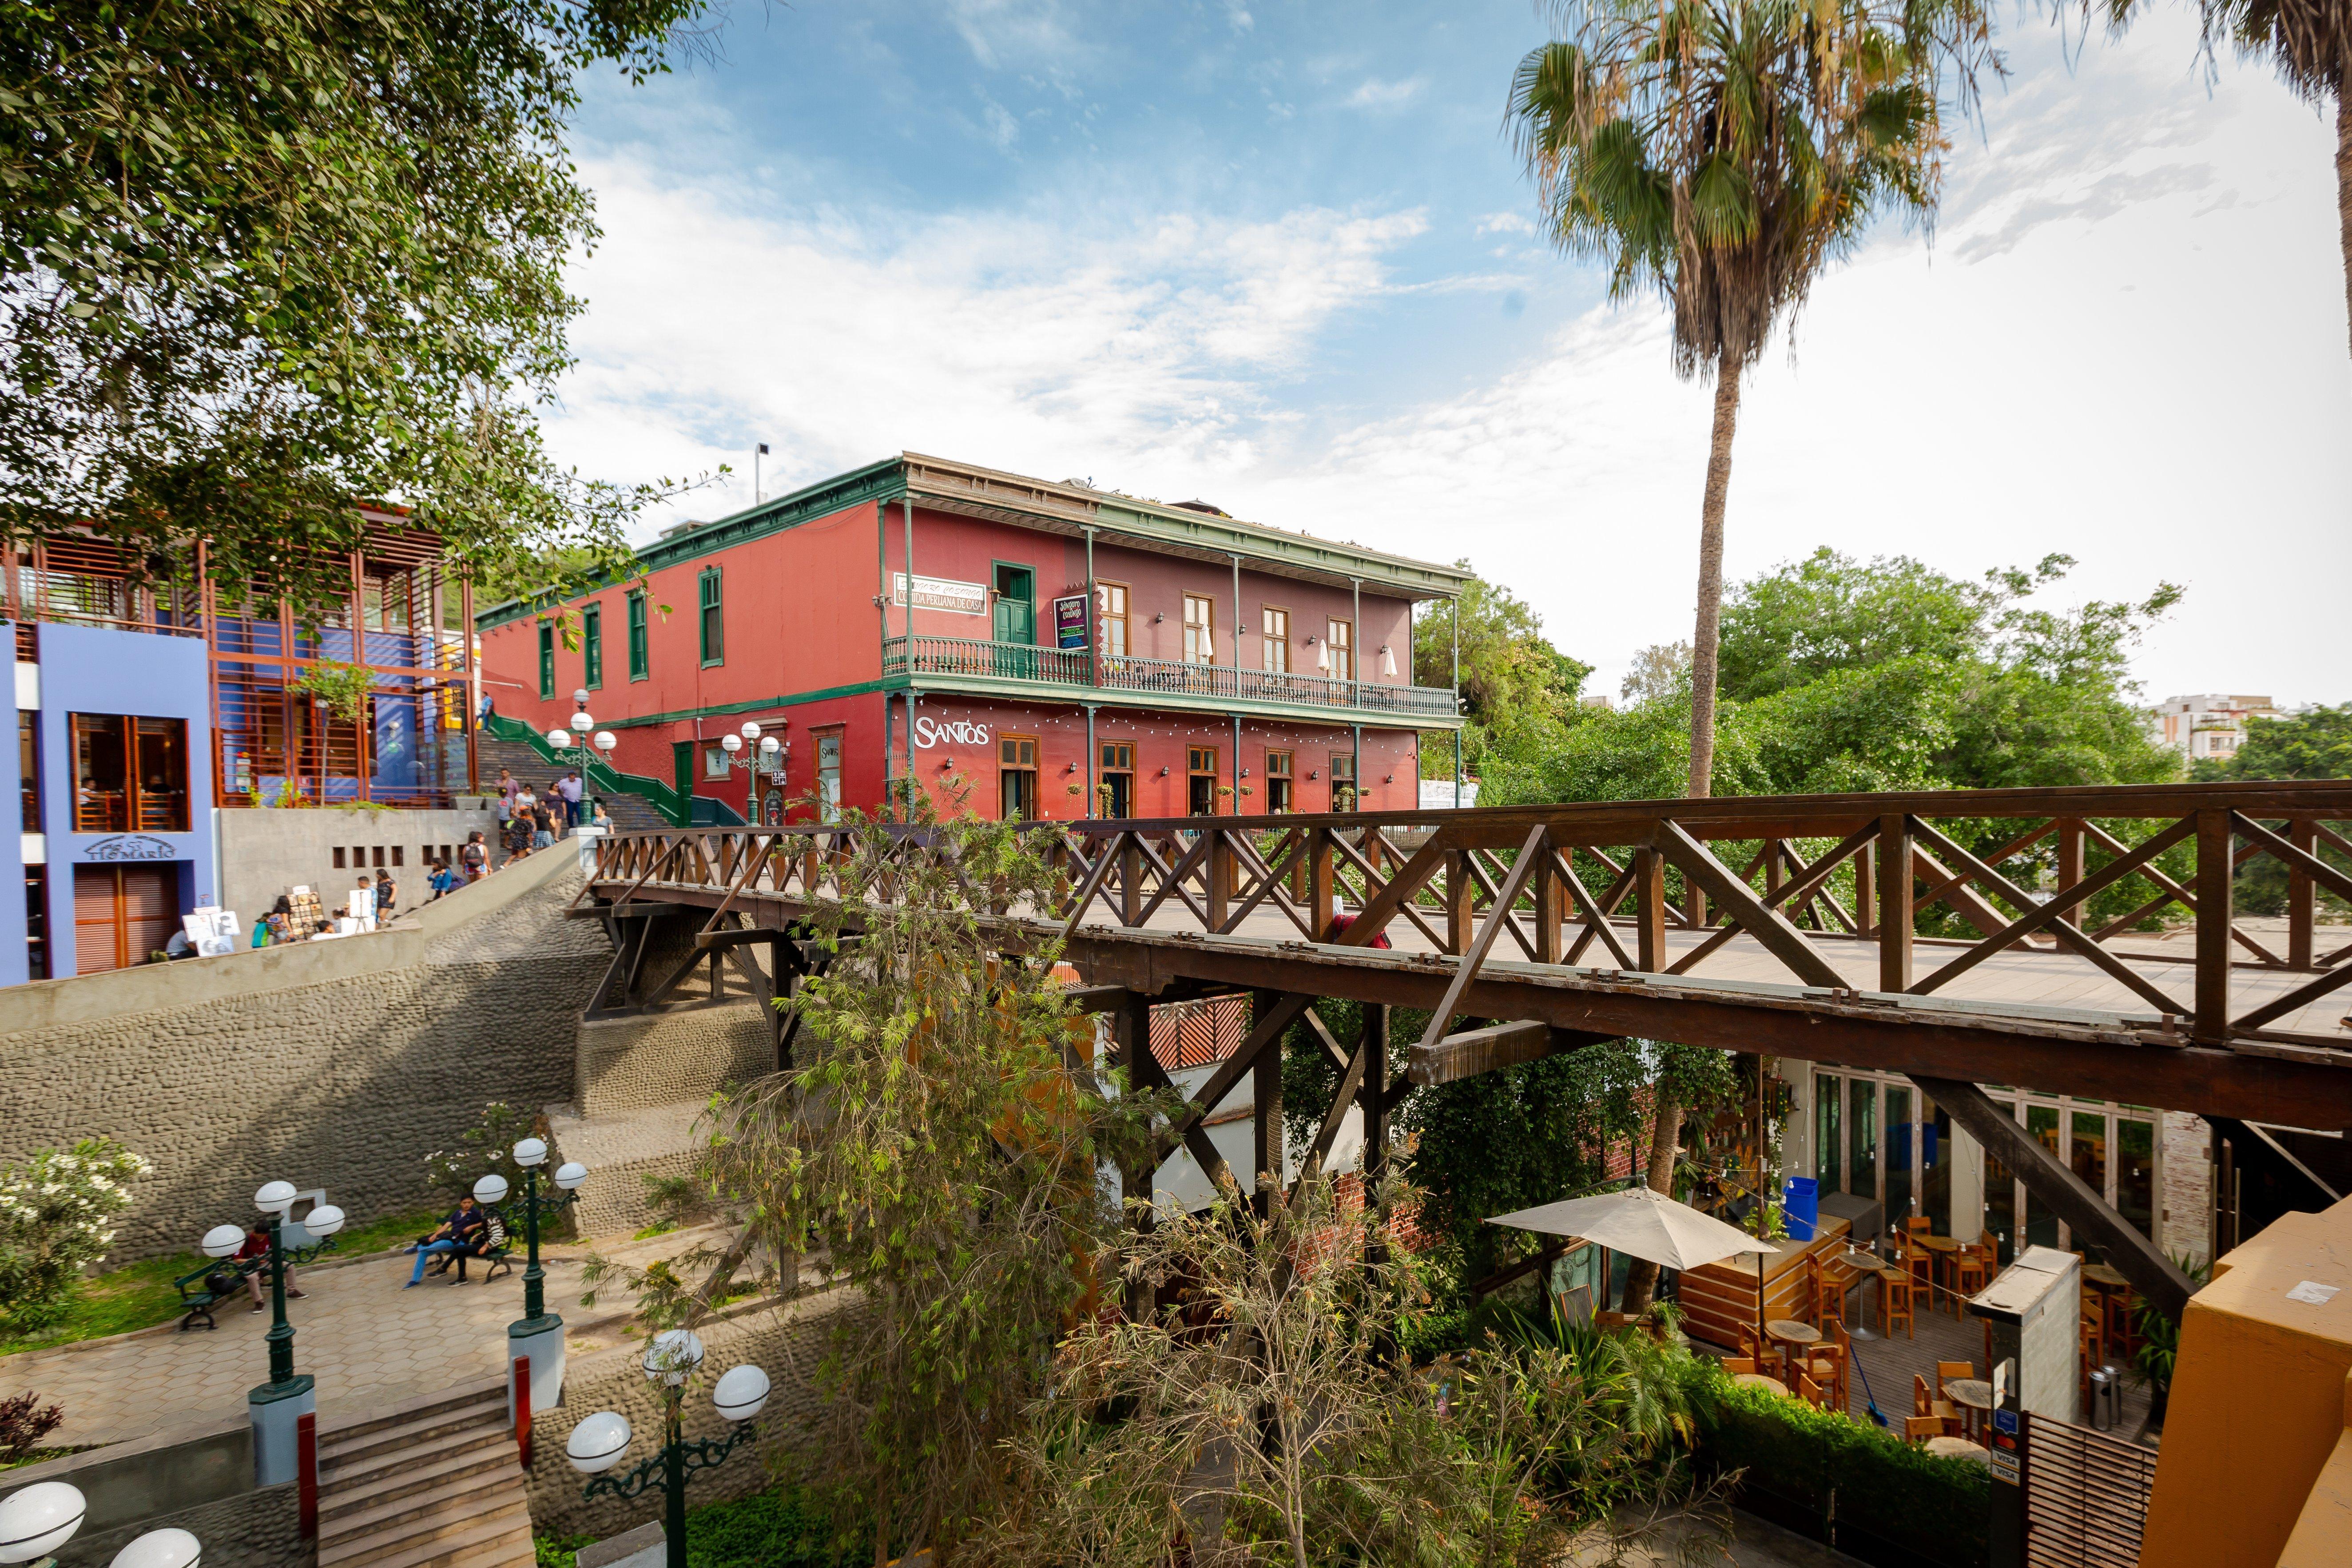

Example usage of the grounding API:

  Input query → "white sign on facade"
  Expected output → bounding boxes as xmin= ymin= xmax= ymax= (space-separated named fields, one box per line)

xmin=911 ymin=715 xmax=993 ymax=750
xmin=891 ymin=572 xmax=987 ymax=616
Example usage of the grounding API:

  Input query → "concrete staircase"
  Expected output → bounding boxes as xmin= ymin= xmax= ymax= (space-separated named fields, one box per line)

xmin=473 ymin=729 xmax=671 ymax=832
xmin=317 ymin=1379 xmax=536 ymax=1568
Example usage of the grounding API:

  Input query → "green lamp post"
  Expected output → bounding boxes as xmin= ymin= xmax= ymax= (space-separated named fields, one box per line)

xmin=568 ymin=1332 xmax=770 ymax=1568
xmin=201 ymin=1180 xmax=343 ymax=1485
xmin=476 ymin=1137 xmax=586 ymax=1417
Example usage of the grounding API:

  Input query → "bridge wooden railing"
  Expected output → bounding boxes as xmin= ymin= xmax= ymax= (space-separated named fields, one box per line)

xmin=582 ymin=780 xmax=2352 ymax=1054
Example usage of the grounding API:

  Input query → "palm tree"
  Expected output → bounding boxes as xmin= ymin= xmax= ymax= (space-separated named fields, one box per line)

xmin=1509 ymin=0 xmax=1994 ymax=1308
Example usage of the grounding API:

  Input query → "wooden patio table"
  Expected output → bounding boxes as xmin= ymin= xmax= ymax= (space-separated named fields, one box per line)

xmin=1945 ymin=1377 xmax=1994 ymax=1442
xmin=1732 ymin=1373 xmax=1791 ymax=1397
xmin=1925 ymin=1436 xmax=1990 ymax=1463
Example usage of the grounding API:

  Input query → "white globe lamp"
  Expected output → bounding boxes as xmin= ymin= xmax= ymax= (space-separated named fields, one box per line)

xmin=566 ymin=1411 xmax=632 ymax=1474
xmin=473 ymin=1173 xmax=511 ymax=1206
xmin=304 ymin=1205 xmax=346 ymax=1239
xmin=642 ymin=1329 xmax=705 ymax=1385
xmin=200 ymin=1223 xmax=245 ymax=1260
xmin=253 ymin=1180 xmax=297 ymax=1215
xmin=0 ymin=1481 xmax=87 ymax=1563
xmin=553 ymin=1161 xmax=588 ymax=1191
xmin=110 ymin=1527 xmax=202 ymax=1568
xmin=713 ymin=1364 xmax=771 ymax=1423
xmin=546 ymin=728 xmax=571 ymax=749
xmin=512 ymin=1138 xmax=548 ymax=1169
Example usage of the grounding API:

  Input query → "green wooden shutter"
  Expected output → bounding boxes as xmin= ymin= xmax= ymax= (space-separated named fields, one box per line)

xmin=628 ymin=592 xmax=648 ymax=680
xmin=537 ymin=625 xmax=554 ymax=699
xmin=583 ymin=603 xmax=603 ymax=689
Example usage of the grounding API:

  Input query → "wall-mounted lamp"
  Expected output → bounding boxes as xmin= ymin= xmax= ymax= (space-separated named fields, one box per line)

xmin=1308 ymin=769 xmax=1320 ymax=780
xmin=942 ymin=756 xmax=955 ymax=770
xmin=1066 ymin=762 xmax=1079 ymax=773
xmin=1384 ymin=774 xmax=1395 ymax=783
xmin=1159 ymin=766 xmax=1171 ymax=777
xmin=1302 ymin=634 xmax=1317 ymax=645
xmin=1152 ymin=613 xmax=1165 ymax=624
xmin=1240 ymin=768 xmax=1250 ymax=778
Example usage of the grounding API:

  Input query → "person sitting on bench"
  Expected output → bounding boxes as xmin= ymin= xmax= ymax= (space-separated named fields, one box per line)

xmin=405 ymin=1195 xmax=489 ymax=1287
xmin=237 ymin=1220 xmax=307 ymax=1313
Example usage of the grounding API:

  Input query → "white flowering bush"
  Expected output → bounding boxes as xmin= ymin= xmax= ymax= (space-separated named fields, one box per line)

xmin=0 ymin=1138 xmax=150 ymax=1333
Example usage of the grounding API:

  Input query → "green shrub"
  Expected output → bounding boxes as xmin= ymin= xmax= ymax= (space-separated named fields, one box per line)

xmin=1681 ymin=1359 xmax=1990 ymax=1567
xmin=533 ymin=1486 xmax=854 ymax=1568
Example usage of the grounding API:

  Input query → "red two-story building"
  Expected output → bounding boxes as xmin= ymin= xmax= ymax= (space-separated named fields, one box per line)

xmin=478 ymin=454 xmax=1468 ymax=824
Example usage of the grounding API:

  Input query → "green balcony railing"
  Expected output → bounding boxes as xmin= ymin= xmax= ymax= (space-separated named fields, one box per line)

xmin=884 ymin=635 xmax=1458 ymax=720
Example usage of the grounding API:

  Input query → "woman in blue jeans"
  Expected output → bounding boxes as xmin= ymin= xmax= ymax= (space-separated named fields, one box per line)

xmin=406 ymin=1196 xmax=489 ymax=1286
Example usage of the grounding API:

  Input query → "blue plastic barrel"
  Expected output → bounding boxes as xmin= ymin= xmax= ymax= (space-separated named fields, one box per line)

xmin=1782 ymin=1176 xmax=1819 ymax=1242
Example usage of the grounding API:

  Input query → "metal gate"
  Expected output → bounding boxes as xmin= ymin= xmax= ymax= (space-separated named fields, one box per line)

xmin=2026 ymin=1414 xmax=2157 ymax=1568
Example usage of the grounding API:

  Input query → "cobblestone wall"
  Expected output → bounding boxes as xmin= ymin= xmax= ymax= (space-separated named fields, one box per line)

xmin=524 ymin=1287 xmax=860 ymax=1540
xmin=0 ymin=857 xmax=607 ymax=1261
xmin=578 ymin=1001 xmax=772 ymax=1118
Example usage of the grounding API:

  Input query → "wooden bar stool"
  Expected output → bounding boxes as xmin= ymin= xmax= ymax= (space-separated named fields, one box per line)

xmin=1882 ymin=1269 xmax=1916 ymax=1339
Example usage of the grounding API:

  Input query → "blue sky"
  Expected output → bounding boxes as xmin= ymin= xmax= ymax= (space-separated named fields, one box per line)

xmin=547 ymin=0 xmax=2351 ymax=703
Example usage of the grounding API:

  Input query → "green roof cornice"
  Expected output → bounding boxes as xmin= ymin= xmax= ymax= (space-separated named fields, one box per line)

xmin=476 ymin=452 xmax=1469 ymax=632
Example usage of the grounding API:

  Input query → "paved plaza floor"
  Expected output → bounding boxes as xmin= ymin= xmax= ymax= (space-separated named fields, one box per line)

xmin=2 ymin=1226 xmax=726 ymax=1448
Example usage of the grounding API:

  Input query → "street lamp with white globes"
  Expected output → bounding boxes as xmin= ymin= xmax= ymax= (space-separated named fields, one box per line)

xmin=713 ymin=722 xmax=784 ymax=823
xmin=0 ymin=1481 xmax=201 ymax=1568
xmin=566 ymin=1332 xmax=768 ymax=1568
xmin=200 ymin=1181 xmax=342 ymax=1484
xmin=481 ymin=1140 xmax=587 ymax=1414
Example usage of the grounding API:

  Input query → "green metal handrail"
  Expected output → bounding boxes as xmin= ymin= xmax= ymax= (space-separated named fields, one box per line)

xmin=480 ymin=711 xmax=699 ymax=827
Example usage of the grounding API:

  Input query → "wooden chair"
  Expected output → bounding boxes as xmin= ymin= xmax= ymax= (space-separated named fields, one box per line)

xmin=1722 ymin=1357 xmax=1758 ymax=1376
xmin=1882 ymin=1269 xmax=1915 ymax=1339
xmin=1808 ymin=1321 xmax=1851 ymax=1414
xmin=1905 ymin=1216 xmax=1934 ymax=1239
xmin=1796 ymin=1370 xmax=1827 ymax=1409
xmin=1935 ymin=1361 xmax=1974 ymax=1401
xmin=1904 ymin=1414 xmax=1946 ymax=1443
xmin=1811 ymin=1255 xmax=1849 ymax=1330
xmin=2104 ymin=1288 xmax=2138 ymax=1364
xmin=1913 ymin=1373 xmax=1958 ymax=1435
xmin=1955 ymin=1246 xmax=1990 ymax=1301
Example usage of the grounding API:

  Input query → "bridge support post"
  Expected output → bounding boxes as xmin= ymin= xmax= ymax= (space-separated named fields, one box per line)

xmin=1855 ymin=840 xmax=1875 ymax=937
xmin=1252 ymin=991 xmax=1284 ymax=1221
xmin=1207 ymin=831 xmax=1233 ymax=934
xmin=1309 ymin=829 xmax=1337 ymax=941
xmin=2194 ymin=809 xmax=2233 ymax=1044
xmin=1877 ymin=815 xmax=1912 ymax=991
xmin=2287 ymin=816 xmax=2315 ymax=970
xmin=2054 ymin=818 xmax=2084 ymax=931
xmin=1912 ymin=1076 xmax=2193 ymax=1322
xmin=1533 ymin=836 xmax=1564 ymax=965
xmin=1116 ymin=992 xmax=1157 ymax=1319
xmin=1634 ymin=848 xmax=1665 ymax=972
xmin=1445 ymin=849 xmax=1473 ymax=956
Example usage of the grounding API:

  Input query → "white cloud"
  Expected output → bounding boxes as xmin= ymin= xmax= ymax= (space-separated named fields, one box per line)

xmin=1212 ymin=14 xmax=2352 ymax=704
xmin=545 ymin=171 xmax=1428 ymax=528
xmin=980 ymin=97 xmax=1021 ymax=150
xmin=1476 ymin=210 xmax=1537 ymax=236
xmin=1344 ymin=76 xmax=1425 ymax=111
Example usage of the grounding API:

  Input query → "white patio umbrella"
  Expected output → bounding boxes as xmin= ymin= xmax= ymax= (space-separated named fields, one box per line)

xmin=1486 ymin=1185 xmax=1773 ymax=1273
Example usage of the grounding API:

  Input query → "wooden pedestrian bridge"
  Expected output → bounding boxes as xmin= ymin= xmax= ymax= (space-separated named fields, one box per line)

xmin=572 ymin=779 xmax=2352 ymax=1318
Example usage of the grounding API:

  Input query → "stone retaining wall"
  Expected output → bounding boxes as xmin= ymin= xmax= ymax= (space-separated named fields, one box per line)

xmin=579 ymin=1001 xmax=771 ymax=1119
xmin=0 ymin=849 xmax=606 ymax=1260
xmin=0 ymin=1411 xmax=310 ymax=1568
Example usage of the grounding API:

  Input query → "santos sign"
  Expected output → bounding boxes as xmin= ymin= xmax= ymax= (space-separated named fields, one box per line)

xmin=911 ymin=715 xmax=992 ymax=750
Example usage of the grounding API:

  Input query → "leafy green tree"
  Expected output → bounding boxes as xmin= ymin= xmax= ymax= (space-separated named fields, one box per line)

xmin=1414 ymin=566 xmax=1593 ymax=729
xmin=2194 ymin=703 xmax=2352 ymax=915
xmin=0 ymin=0 xmax=710 ymax=620
xmin=1507 ymin=0 xmax=1997 ymax=802
xmin=2195 ymin=703 xmax=2352 ymax=782
xmin=694 ymin=800 xmax=1166 ymax=1567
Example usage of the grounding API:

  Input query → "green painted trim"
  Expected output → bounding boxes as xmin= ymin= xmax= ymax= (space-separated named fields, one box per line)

xmin=897 ymin=668 xmax=1464 ymax=731
xmin=481 ymin=711 xmax=695 ymax=826
xmin=697 ymin=565 xmax=724 ymax=668
xmin=476 ymin=452 xmax=1474 ymax=633
xmin=474 ymin=456 xmax=906 ymax=632
xmin=594 ymin=676 xmax=895 ymax=732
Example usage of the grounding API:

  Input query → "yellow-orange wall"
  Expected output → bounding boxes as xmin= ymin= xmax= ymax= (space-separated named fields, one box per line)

xmin=2139 ymin=1197 xmax=2352 ymax=1568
